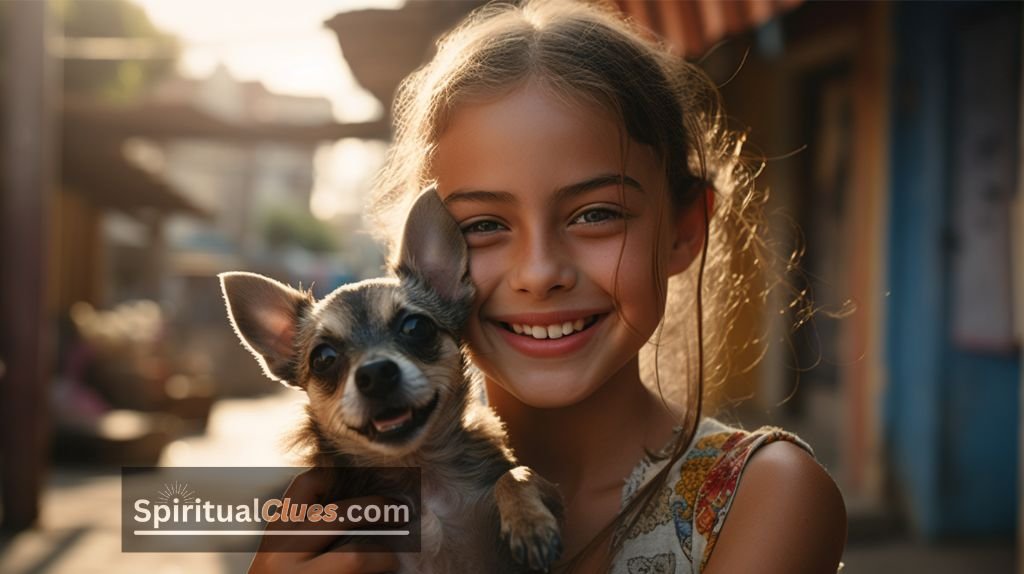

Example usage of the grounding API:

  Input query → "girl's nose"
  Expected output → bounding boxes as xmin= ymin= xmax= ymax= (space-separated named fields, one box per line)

xmin=506 ymin=232 xmax=576 ymax=298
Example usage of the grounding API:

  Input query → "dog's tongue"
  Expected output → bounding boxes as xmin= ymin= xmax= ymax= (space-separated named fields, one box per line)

xmin=372 ymin=408 xmax=413 ymax=432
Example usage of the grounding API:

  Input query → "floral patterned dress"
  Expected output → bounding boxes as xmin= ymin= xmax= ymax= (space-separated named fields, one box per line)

xmin=610 ymin=416 xmax=826 ymax=573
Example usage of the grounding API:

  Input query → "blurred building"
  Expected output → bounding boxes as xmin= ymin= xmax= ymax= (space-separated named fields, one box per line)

xmin=152 ymin=63 xmax=332 ymax=258
xmin=2 ymin=0 xmax=397 ymax=532
xmin=139 ymin=65 xmax=343 ymax=396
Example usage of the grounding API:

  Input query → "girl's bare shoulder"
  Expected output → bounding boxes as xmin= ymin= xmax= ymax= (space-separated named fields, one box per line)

xmin=702 ymin=440 xmax=847 ymax=574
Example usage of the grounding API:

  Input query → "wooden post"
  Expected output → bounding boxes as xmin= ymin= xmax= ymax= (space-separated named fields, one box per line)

xmin=1016 ymin=10 xmax=1024 ymax=572
xmin=0 ymin=0 xmax=54 ymax=533
xmin=141 ymin=209 xmax=166 ymax=301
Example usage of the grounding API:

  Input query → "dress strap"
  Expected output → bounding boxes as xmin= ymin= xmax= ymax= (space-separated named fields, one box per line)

xmin=685 ymin=426 xmax=815 ymax=572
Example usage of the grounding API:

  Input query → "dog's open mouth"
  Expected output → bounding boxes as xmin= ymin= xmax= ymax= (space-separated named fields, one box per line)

xmin=356 ymin=391 xmax=440 ymax=442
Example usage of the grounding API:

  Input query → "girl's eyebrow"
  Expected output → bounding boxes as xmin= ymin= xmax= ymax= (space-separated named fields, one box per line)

xmin=443 ymin=174 xmax=645 ymax=206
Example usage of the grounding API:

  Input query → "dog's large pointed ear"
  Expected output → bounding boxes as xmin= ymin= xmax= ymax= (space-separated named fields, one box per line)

xmin=219 ymin=272 xmax=312 ymax=388
xmin=395 ymin=185 xmax=472 ymax=304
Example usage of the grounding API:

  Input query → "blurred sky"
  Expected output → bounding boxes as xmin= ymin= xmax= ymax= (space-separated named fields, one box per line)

xmin=129 ymin=0 xmax=405 ymax=123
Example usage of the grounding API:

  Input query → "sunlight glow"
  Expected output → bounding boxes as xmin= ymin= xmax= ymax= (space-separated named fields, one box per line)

xmin=130 ymin=0 xmax=405 ymax=122
xmin=310 ymin=138 xmax=388 ymax=220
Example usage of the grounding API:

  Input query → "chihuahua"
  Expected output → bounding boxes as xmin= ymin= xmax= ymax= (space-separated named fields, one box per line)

xmin=220 ymin=187 xmax=564 ymax=573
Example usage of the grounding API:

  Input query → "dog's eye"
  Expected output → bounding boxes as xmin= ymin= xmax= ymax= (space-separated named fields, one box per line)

xmin=309 ymin=344 xmax=338 ymax=375
xmin=399 ymin=314 xmax=436 ymax=343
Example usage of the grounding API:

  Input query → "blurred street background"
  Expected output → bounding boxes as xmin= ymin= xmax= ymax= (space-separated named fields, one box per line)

xmin=0 ymin=0 xmax=1020 ymax=572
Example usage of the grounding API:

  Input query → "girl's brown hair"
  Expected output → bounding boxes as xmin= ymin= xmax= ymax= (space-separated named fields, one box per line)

xmin=368 ymin=0 xmax=779 ymax=569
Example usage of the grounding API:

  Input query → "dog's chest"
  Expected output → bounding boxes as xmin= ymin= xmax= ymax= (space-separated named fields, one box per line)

xmin=408 ymin=479 xmax=508 ymax=573
xmin=423 ymin=479 xmax=474 ymax=520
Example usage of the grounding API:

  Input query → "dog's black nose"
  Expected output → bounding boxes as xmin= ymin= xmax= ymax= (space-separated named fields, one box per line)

xmin=354 ymin=359 xmax=401 ymax=398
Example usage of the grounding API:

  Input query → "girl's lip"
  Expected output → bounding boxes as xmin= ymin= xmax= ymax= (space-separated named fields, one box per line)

xmin=490 ymin=313 xmax=608 ymax=359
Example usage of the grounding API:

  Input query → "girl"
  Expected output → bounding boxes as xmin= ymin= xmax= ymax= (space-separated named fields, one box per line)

xmin=250 ymin=0 xmax=846 ymax=572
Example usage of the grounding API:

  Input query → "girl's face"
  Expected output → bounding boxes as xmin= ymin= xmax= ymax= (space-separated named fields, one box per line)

xmin=433 ymin=81 xmax=702 ymax=408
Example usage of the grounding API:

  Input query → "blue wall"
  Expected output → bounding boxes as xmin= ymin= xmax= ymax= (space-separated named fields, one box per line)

xmin=885 ymin=1 xmax=1020 ymax=539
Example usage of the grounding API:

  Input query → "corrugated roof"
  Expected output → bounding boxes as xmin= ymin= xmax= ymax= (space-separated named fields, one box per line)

xmin=614 ymin=0 xmax=803 ymax=56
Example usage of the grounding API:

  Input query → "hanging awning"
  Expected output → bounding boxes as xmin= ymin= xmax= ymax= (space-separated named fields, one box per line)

xmin=61 ymin=137 xmax=211 ymax=218
xmin=324 ymin=1 xmax=485 ymax=117
xmin=60 ymin=97 xmax=391 ymax=219
xmin=62 ymin=99 xmax=389 ymax=144
xmin=614 ymin=0 xmax=803 ymax=57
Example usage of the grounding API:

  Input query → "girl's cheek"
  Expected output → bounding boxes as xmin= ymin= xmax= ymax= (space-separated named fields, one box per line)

xmin=617 ymin=236 xmax=668 ymax=297
xmin=467 ymin=251 xmax=503 ymax=304
xmin=576 ymin=237 xmax=647 ymax=289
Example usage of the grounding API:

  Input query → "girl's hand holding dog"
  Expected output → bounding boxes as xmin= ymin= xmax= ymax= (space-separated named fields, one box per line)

xmin=247 ymin=468 xmax=401 ymax=574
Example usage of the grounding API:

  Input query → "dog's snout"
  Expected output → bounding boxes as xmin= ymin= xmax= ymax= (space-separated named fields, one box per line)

xmin=355 ymin=359 xmax=401 ymax=398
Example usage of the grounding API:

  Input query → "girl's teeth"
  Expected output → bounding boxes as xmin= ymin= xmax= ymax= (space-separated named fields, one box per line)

xmin=510 ymin=317 xmax=594 ymax=340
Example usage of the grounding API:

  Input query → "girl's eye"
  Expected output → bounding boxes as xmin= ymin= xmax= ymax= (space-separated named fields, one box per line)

xmin=571 ymin=208 xmax=622 ymax=225
xmin=461 ymin=219 xmax=506 ymax=235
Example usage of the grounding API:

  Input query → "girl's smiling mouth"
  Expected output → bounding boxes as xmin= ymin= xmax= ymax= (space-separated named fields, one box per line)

xmin=487 ymin=311 xmax=610 ymax=358
xmin=499 ymin=314 xmax=602 ymax=339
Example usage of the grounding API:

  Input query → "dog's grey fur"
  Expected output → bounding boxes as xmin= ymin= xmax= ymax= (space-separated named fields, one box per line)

xmin=220 ymin=187 xmax=563 ymax=573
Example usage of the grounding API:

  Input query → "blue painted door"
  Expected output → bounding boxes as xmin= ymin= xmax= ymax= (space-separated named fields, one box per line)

xmin=885 ymin=1 xmax=1020 ymax=539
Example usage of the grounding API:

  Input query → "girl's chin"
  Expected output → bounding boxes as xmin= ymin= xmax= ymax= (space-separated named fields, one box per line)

xmin=490 ymin=371 xmax=601 ymax=409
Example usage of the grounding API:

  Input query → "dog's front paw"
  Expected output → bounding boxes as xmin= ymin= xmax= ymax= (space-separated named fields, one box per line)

xmin=502 ymin=511 xmax=562 ymax=572
xmin=496 ymin=466 xmax=564 ymax=572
